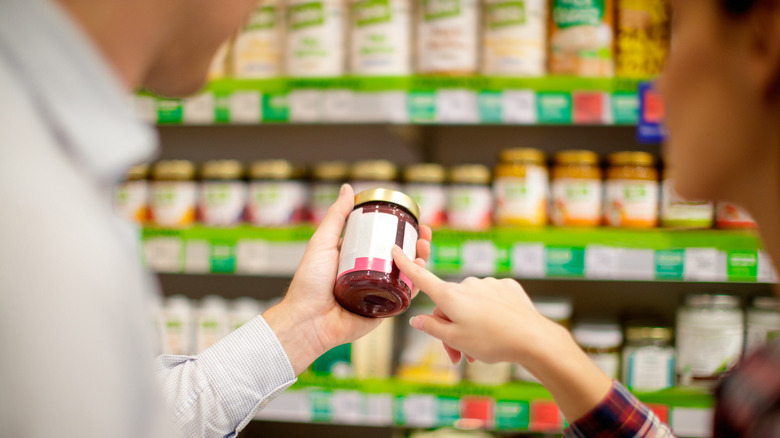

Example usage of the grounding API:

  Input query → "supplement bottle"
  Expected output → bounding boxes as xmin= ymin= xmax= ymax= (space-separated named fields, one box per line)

xmin=351 ymin=318 xmax=395 ymax=378
xmin=311 ymin=161 xmax=349 ymax=225
xmin=494 ymin=148 xmax=549 ymax=227
xmin=230 ymin=297 xmax=265 ymax=330
xmin=447 ymin=164 xmax=493 ymax=231
xmin=247 ymin=160 xmax=309 ymax=226
xmin=616 ymin=0 xmax=670 ymax=78
xmin=549 ymin=0 xmax=615 ymax=77
xmin=604 ymin=151 xmax=659 ymax=228
xmin=551 ymin=150 xmax=602 ymax=227
xmin=351 ymin=159 xmax=401 ymax=193
xmin=716 ymin=203 xmax=757 ymax=229
xmin=233 ymin=0 xmax=284 ymax=78
xmin=417 ymin=0 xmax=480 ymax=75
xmin=195 ymin=295 xmax=230 ymax=353
xmin=114 ymin=164 xmax=149 ymax=225
xmin=660 ymin=168 xmax=714 ymax=229
xmin=286 ymin=0 xmax=347 ymax=77
xmin=404 ymin=163 xmax=447 ymax=229
xmin=350 ymin=0 xmax=412 ymax=75
xmin=573 ymin=322 xmax=623 ymax=380
xmin=334 ymin=188 xmax=420 ymax=317
xmin=622 ymin=325 xmax=675 ymax=391
xmin=481 ymin=0 xmax=547 ymax=76
xmin=746 ymin=296 xmax=780 ymax=354
xmin=199 ymin=160 xmax=247 ymax=226
xmin=149 ymin=160 xmax=198 ymax=228
xmin=159 ymin=295 xmax=195 ymax=356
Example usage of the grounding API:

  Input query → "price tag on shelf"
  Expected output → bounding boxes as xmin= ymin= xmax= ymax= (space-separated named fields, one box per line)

xmin=235 ymin=239 xmax=269 ymax=274
xmin=365 ymin=394 xmax=394 ymax=426
xmin=758 ymin=251 xmax=778 ymax=283
xmin=229 ymin=91 xmax=262 ymax=124
xmin=461 ymin=241 xmax=497 ymax=276
xmin=512 ymin=243 xmax=545 ymax=278
xmin=684 ymin=248 xmax=725 ymax=282
xmin=264 ymin=242 xmax=308 ymax=275
xmin=585 ymin=246 xmax=618 ymax=279
xmin=289 ymin=90 xmax=323 ymax=122
xmin=402 ymin=395 xmax=436 ymax=428
xmin=323 ymin=90 xmax=355 ymax=122
xmin=436 ymin=90 xmax=479 ymax=124
xmin=331 ymin=390 xmax=365 ymax=425
xmin=381 ymin=92 xmax=409 ymax=123
xmin=184 ymin=240 xmax=210 ymax=273
xmin=502 ymin=90 xmax=537 ymax=124
xmin=143 ymin=237 xmax=183 ymax=273
xmin=614 ymin=249 xmax=655 ymax=280
xmin=255 ymin=391 xmax=311 ymax=423
xmin=183 ymin=93 xmax=215 ymax=125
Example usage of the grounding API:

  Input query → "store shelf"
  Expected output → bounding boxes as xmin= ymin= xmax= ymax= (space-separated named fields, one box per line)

xmin=141 ymin=226 xmax=774 ymax=283
xmin=135 ymin=77 xmax=645 ymax=126
xmin=254 ymin=374 xmax=714 ymax=437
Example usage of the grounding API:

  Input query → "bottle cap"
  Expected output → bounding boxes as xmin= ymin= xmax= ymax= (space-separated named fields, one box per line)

xmin=354 ymin=188 xmax=420 ymax=222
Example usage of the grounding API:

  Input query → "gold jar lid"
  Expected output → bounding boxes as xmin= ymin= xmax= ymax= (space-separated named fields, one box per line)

xmin=351 ymin=160 xmax=398 ymax=181
xmin=499 ymin=148 xmax=546 ymax=165
xmin=608 ymin=151 xmax=656 ymax=167
xmin=250 ymin=160 xmax=304 ymax=180
xmin=354 ymin=188 xmax=420 ymax=222
xmin=152 ymin=160 xmax=195 ymax=181
xmin=125 ymin=164 xmax=149 ymax=181
xmin=313 ymin=161 xmax=349 ymax=181
xmin=625 ymin=326 xmax=674 ymax=343
xmin=450 ymin=164 xmax=491 ymax=185
xmin=404 ymin=163 xmax=446 ymax=184
xmin=555 ymin=150 xmax=599 ymax=165
xmin=202 ymin=160 xmax=244 ymax=180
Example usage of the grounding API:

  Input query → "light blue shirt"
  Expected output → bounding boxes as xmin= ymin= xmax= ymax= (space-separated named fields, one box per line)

xmin=0 ymin=1 xmax=296 ymax=437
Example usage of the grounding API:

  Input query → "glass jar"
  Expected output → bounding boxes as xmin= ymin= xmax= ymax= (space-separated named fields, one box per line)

xmin=551 ymin=150 xmax=602 ymax=227
xmin=604 ymin=151 xmax=659 ymax=228
xmin=746 ymin=296 xmax=780 ymax=354
xmin=351 ymin=159 xmax=401 ymax=194
xmin=334 ymin=188 xmax=420 ymax=317
xmin=311 ymin=161 xmax=349 ymax=225
xmin=114 ymin=164 xmax=149 ymax=225
xmin=232 ymin=0 xmax=284 ymax=78
xmin=404 ymin=163 xmax=447 ymax=229
xmin=622 ymin=325 xmax=675 ymax=391
xmin=149 ymin=160 xmax=197 ymax=228
xmin=349 ymin=0 xmax=412 ymax=75
xmin=464 ymin=360 xmax=512 ymax=386
xmin=481 ymin=0 xmax=547 ymax=77
xmin=515 ymin=297 xmax=574 ymax=382
xmin=573 ymin=322 xmax=623 ymax=380
xmin=661 ymin=168 xmax=714 ymax=229
xmin=199 ymin=160 xmax=247 ymax=226
xmin=285 ymin=0 xmax=347 ymax=77
xmin=676 ymin=294 xmax=744 ymax=384
xmin=494 ymin=148 xmax=549 ymax=227
xmin=549 ymin=0 xmax=615 ymax=77
xmin=447 ymin=164 xmax=493 ymax=231
xmin=417 ymin=0 xmax=479 ymax=75
xmin=716 ymin=202 xmax=758 ymax=229
xmin=247 ymin=160 xmax=309 ymax=226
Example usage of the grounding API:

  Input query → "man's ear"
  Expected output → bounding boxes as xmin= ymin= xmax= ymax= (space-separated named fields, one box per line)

xmin=744 ymin=0 xmax=780 ymax=100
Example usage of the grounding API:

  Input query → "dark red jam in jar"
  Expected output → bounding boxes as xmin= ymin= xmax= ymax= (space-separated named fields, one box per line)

xmin=335 ymin=188 xmax=421 ymax=318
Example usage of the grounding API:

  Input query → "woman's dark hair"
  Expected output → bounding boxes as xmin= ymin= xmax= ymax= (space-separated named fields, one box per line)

xmin=721 ymin=0 xmax=762 ymax=15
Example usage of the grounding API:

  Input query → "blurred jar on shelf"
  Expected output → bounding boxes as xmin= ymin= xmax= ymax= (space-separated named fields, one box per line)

xmin=311 ymin=161 xmax=349 ymax=225
xmin=149 ymin=160 xmax=198 ymax=228
xmin=229 ymin=297 xmax=265 ymax=331
xmin=247 ymin=160 xmax=309 ymax=226
xmin=195 ymin=295 xmax=230 ymax=353
xmin=349 ymin=0 xmax=412 ymax=75
xmin=351 ymin=159 xmax=401 ymax=193
xmin=398 ymin=301 xmax=462 ymax=384
xmin=481 ymin=0 xmax=547 ymax=76
xmin=208 ymin=41 xmax=232 ymax=81
xmin=604 ymin=151 xmax=659 ymax=228
xmin=676 ymin=294 xmax=744 ymax=385
xmin=417 ymin=0 xmax=480 ymax=75
xmin=447 ymin=164 xmax=493 ymax=231
xmin=622 ymin=324 xmax=675 ymax=391
xmin=551 ymin=150 xmax=602 ymax=227
xmin=159 ymin=295 xmax=195 ymax=356
xmin=285 ymin=0 xmax=347 ymax=77
xmin=716 ymin=203 xmax=758 ymax=229
xmin=515 ymin=297 xmax=574 ymax=382
xmin=494 ymin=148 xmax=548 ymax=227
xmin=464 ymin=360 xmax=512 ymax=386
xmin=573 ymin=321 xmax=623 ymax=380
xmin=199 ymin=160 xmax=248 ymax=227
xmin=548 ymin=0 xmax=615 ymax=77
xmin=232 ymin=0 xmax=285 ymax=78
xmin=660 ymin=168 xmax=714 ymax=229
xmin=616 ymin=0 xmax=671 ymax=78
xmin=746 ymin=296 xmax=780 ymax=354
xmin=404 ymin=163 xmax=448 ymax=228
xmin=114 ymin=164 xmax=149 ymax=225
xmin=352 ymin=318 xmax=395 ymax=378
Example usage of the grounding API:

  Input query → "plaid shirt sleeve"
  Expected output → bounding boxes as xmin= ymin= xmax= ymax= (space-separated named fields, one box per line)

xmin=564 ymin=381 xmax=676 ymax=438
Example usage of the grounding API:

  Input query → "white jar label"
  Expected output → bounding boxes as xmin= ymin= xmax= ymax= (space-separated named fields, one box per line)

xmin=233 ymin=3 xmax=284 ymax=78
xmin=199 ymin=181 xmax=248 ymax=226
xmin=248 ymin=181 xmax=309 ymax=226
xmin=481 ymin=0 xmax=546 ymax=76
xmin=286 ymin=0 xmax=346 ymax=77
xmin=417 ymin=0 xmax=479 ymax=74
xmin=150 ymin=181 xmax=197 ymax=227
xmin=623 ymin=347 xmax=675 ymax=391
xmin=114 ymin=180 xmax=148 ymax=224
xmin=588 ymin=352 xmax=620 ymax=380
xmin=406 ymin=183 xmax=447 ymax=228
xmin=746 ymin=318 xmax=780 ymax=354
xmin=311 ymin=182 xmax=342 ymax=224
xmin=676 ymin=325 xmax=743 ymax=377
xmin=447 ymin=185 xmax=493 ymax=230
xmin=551 ymin=178 xmax=601 ymax=226
xmin=661 ymin=179 xmax=714 ymax=227
xmin=337 ymin=208 xmax=418 ymax=290
xmin=604 ymin=179 xmax=659 ymax=227
xmin=494 ymin=167 xmax=549 ymax=226
xmin=350 ymin=0 xmax=411 ymax=75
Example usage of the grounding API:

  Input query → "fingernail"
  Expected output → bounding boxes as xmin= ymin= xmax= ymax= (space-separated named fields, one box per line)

xmin=408 ymin=316 xmax=420 ymax=329
xmin=392 ymin=245 xmax=402 ymax=255
xmin=339 ymin=184 xmax=348 ymax=196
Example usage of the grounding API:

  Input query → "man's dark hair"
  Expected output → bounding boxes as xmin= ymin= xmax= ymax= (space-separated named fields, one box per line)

xmin=722 ymin=0 xmax=762 ymax=15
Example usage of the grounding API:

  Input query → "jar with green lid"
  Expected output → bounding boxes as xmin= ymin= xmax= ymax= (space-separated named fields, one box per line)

xmin=311 ymin=161 xmax=349 ymax=225
xmin=248 ymin=160 xmax=309 ymax=226
xmin=404 ymin=163 xmax=447 ymax=229
xmin=351 ymin=160 xmax=401 ymax=194
xmin=149 ymin=160 xmax=197 ymax=228
xmin=622 ymin=325 xmax=675 ymax=391
xmin=199 ymin=160 xmax=247 ymax=226
xmin=573 ymin=322 xmax=623 ymax=380
xmin=494 ymin=148 xmax=549 ymax=227
xmin=447 ymin=164 xmax=493 ymax=231
xmin=114 ymin=164 xmax=149 ymax=225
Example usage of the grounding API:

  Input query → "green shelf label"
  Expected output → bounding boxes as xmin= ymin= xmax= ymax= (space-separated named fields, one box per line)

xmin=263 ymin=93 xmax=290 ymax=122
xmin=157 ymin=99 xmax=183 ymax=124
xmin=727 ymin=251 xmax=758 ymax=282
xmin=537 ymin=93 xmax=572 ymax=124
xmin=309 ymin=390 xmax=333 ymax=422
xmin=545 ymin=247 xmax=585 ymax=277
xmin=436 ymin=396 xmax=460 ymax=426
xmin=408 ymin=91 xmax=437 ymax=122
xmin=655 ymin=249 xmax=685 ymax=281
xmin=495 ymin=400 xmax=530 ymax=430
xmin=478 ymin=91 xmax=503 ymax=123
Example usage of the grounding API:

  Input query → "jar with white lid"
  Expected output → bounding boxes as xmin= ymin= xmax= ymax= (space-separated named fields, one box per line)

xmin=481 ymin=0 xmax=547 ymax=76
xmin=515 ymin=297 xmax=574 ymax=382
xmin=622 ymin=325 xmax=675 ymax=391
xmin=232 ymin=0 xmax=284 ymax=78
xmin=417 ymin=0 xmax=479 ymax=75
xmin=573 ymin=322 xmax=623 ymax=380
xmin=247 ymin=160 xmax=309 ymax=226
xmin=746 ymin=296 xmax=780 ymax=354
xmin=311 ymin=161 xmax=349 ymax=225
xmin=405 ymin=163 xmax=447 ymax=229
xmin=349 ymin=0 xmax=412 ymax=75
xmin=286 ymin=0 xmax=347 ymax=77
xmin=351 ymin=160 xmax=401 ymax=194
xmin=199 ymin=160 xmax=247 ymax=226
xmin=676 ymin=294 xmax=744 ymax=384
